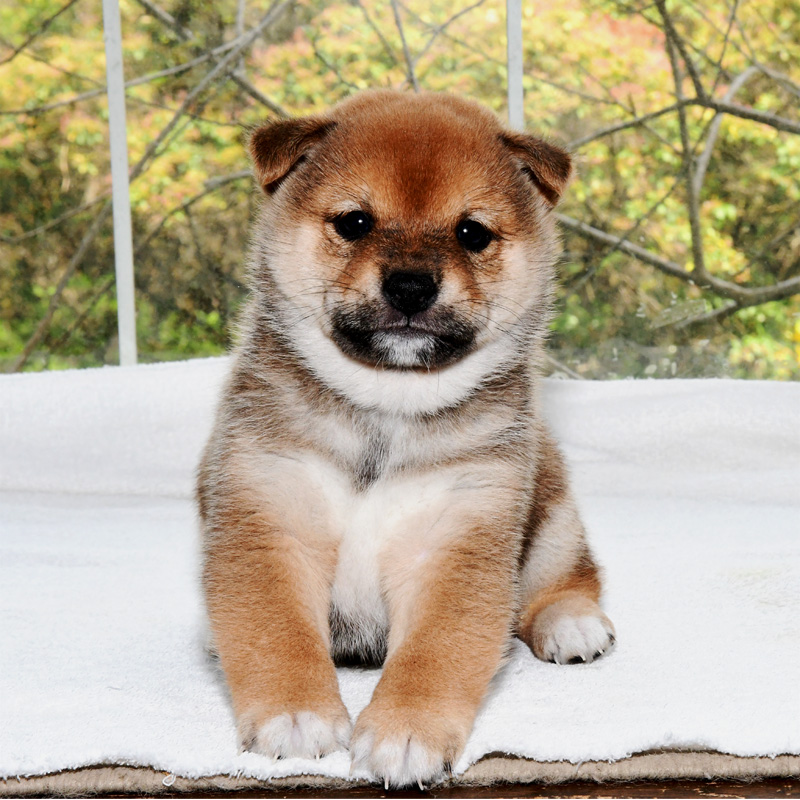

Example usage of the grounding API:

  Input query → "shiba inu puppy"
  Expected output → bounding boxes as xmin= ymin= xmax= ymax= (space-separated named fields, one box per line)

xmin=197 ymin=90 xmax=615 ymax=788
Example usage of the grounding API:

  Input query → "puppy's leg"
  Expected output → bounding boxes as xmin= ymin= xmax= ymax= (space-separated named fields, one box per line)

xmin=351 ymin=503 xmax=519 ymax=788
xmin=517 ymin=430 xmax=615 ymax=664
xmin=203 ymin=486 xmax=350 ymax=759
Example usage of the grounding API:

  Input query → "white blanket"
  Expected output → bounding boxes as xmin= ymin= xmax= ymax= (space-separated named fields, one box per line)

xmin=1 ymin=359 xmax=798 ymax=781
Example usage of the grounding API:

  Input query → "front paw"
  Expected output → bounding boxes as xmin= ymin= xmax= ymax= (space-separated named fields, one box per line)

xmin=350 ymin=700 xmax=466 ymax=789
xmin=241 ymin=705 xmax=351 ymax=760
xmin=524 ymin=595 xmax=615 ymax=665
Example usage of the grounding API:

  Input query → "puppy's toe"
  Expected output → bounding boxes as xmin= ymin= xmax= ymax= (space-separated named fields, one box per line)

xmin=543 ymin=613 xmax=615 ymax=664
xmin=522 ymin=595 xmax=615 ymax=665
xmin=350 ymin=702 xmax=463 ymax=788
xmin=243 ymin=708 xmax=351 ymax=760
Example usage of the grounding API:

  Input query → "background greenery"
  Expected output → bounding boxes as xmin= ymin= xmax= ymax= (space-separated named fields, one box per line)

xmin=1 ymin=0 xmax=798 ymax=378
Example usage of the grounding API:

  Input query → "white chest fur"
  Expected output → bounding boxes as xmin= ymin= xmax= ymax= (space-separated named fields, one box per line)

xmin=300 ymin=455 xmax=462 ymax=661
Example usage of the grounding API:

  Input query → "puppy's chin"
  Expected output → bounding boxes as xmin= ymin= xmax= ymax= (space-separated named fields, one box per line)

xmin=330 ymin=312 xmax=476 ymax=371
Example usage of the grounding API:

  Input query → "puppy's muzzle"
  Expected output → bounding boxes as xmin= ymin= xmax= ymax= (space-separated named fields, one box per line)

xmin=382 ymin=271 xmax=438 ymax=317
xmin=329 ymin=267 xmax=475 ymax=370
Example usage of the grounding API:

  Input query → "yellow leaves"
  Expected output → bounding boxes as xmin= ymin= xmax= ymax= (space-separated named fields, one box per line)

xmin=2 ymin=0 xmax=797 ymax=377
xmin=47 ymin=34 xmax=106 ymax=82
xmin=698 ymin=216 xmax=748 ymax=278
xmin=729 ymin=335 xmax=796 ymax=380
xmin=0 ymin=130 xmax=24 ymax=151
xmin=792 ymin=320 xmax=800 ymax=369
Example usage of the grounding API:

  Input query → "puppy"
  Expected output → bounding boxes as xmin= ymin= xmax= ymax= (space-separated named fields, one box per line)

xmin=197 ymin=90 xmax=615 ymax=788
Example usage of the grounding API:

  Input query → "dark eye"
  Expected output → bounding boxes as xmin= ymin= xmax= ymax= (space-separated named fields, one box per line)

xmin=333 ymin=209 xmax=373 ymax=241
xmin=455 ymin=219 xmax=493 ymax=252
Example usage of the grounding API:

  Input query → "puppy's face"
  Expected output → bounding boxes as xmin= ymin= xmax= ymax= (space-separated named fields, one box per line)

xmin=249 ymin=91 xmax=571 ymax=374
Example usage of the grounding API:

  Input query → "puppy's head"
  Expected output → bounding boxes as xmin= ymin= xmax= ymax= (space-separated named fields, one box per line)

xmin=248 ymin=91 xmax=570 ymax=394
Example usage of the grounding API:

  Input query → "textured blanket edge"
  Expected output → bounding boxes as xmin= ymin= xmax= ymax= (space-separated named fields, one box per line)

xmin=2 ymin=752 xmax=798 ymax=796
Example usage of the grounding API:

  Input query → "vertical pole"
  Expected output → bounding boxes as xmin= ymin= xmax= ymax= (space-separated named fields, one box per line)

xmin=102 ymin=0 xmax=138 ymax=366
xmin=506 ymin=0 xmax=524 ymax=130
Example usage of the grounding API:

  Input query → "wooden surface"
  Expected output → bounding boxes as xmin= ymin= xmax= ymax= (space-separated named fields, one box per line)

xmin=6 ymin=760 xmax=799 ymax=798
xmin=126 ymin=778 xmax=800 ymax=799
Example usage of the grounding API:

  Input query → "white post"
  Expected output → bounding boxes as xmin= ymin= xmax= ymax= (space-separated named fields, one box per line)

xmin=506 ymin=0 xmax=524 ymax=130
xmin=102 ymin=0 xmax=138 ymax=366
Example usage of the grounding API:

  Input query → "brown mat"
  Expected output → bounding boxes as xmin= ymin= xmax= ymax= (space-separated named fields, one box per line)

xmin=3 ymin=752 xmax=798 ymax=796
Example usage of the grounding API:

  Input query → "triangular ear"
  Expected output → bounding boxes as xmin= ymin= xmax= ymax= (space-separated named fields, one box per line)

xmin=248 ymin=116 xmax=336 ymax=194
xmin=500 ymin=132 xmax=573 ymax=206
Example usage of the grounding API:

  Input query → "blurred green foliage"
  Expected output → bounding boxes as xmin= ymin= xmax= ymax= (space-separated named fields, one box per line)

xmin=0 ymin=0 xmax=798 ymax=377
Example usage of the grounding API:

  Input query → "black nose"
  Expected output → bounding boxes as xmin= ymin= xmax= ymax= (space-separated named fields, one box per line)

xmin=382 ymin=271 xmax=438 ymax=316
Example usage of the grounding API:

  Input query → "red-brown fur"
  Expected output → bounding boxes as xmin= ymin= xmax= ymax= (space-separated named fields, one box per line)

xmin=198 ymin=90 xmax=614 ymax=787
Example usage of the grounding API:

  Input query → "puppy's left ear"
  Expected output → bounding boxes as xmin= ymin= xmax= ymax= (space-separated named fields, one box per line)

xmin=501 ymin=132 xmax=573 ymax=207
xmin=248 ymin=116 xmax=336 ymax=194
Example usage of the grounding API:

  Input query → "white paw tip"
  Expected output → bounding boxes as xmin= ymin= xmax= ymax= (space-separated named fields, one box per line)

xmin=351 ymin=730 xmax=446 ymax=788
xmin=542 ymin=612 xmax=616 ymax=665
xmin=251 ymin=711 xmax=350 ymax=760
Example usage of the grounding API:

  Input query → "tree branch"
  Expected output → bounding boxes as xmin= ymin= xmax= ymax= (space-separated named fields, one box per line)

xmin=129 ymin=0 xmax=293 ymax=183
xmin=542 ymin=353 xmax=585 ymax=380
xmin=10 ymin=169 xmax=253 ymax=371
xmin=1 ymin=195 xmax=108 ymax=243
xmin=569 ymin=92 xmax=800 ymax=151
xmin=0 ymin=0 xmax=82 ymax=66
xmin=7 ymin=3 xmax=292 ymax=372
xmin=693 ymin=66 xmax=758 ymax=196
xmin=564 ymin=162 xmax=687 ymax=291
xmin=135 ymin=0 xmax=193 ymax=41
xmin=47 ymin=275 xmax=116 ymax=357
xmin=664 ymin=28 xmax=707 ymax=279
xmin=352 ymin=0 xmax=400 ymax=67
xmin=130 ymin=0 xmax=288 ymax=118
xmin=390 ymin=0 xmax=420 ymax=91
xmin=557 ymin=213 xmax=800 ymax=305
xmin=672 ymin=299 xmax=739 ymax=330
xmin=558 ymin=213 xmax=693 ymax=282
xmin=310 ymin=37 xmax=360 ymax=91
xmin=698 ymin=97 xmax=800 ymax=135
xmin=663 ymin=0 xmax=800 ymax=100
xmin=402 ymin=4 xmax=621 ymax=108
xmin=0 ymin=32 xmax=102 ymax=85
xmin=0 ymin=40 xmax=242 ymax=117
xmin=409 ymin=0 xmax=488 ymax=68
xmin=9 ymin=201 xmax=113 ymax=372
xmin=135 ymin=171 xmax=252 ymax=256
xmin=654 ymin=0 xmax=707 ymax=100
xmin=710 ymin=0 xmax=739 ymax=95
xmin=568 ymin=103 xmax=683 ymax=149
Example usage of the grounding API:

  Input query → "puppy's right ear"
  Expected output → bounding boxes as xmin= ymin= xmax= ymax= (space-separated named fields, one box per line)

xmin=248 ymin=116 xmax=335 ymax=195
